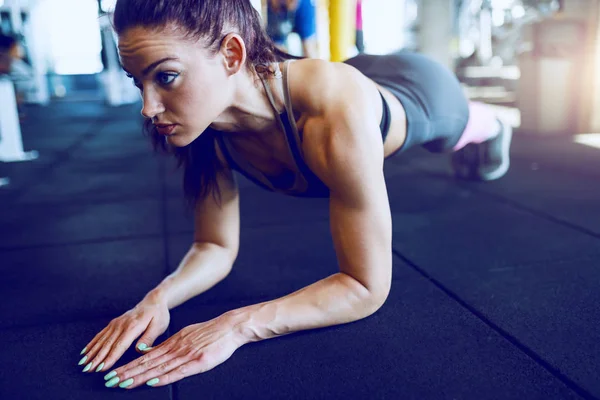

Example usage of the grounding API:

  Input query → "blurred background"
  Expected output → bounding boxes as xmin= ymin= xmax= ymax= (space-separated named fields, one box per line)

xmin=0 ymin=0 xmax=599 ymax=184
xmin=2 ymin=4 xmax=600 ymax=398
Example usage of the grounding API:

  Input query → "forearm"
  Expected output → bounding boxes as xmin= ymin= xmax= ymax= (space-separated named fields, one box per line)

xmin=229 ymin=272 xmax=387 ymax=344
xmin=147 ymin=242 xmax=236 ymax=310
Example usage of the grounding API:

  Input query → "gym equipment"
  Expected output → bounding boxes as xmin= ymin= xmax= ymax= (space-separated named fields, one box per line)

xmin=0 ymin=75 xmax=38 ymax=163
xmin=329 ymin=0 xmax=355 ymax=62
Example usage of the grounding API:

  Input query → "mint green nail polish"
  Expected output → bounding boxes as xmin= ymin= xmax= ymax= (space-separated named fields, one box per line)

xmin=82 ymin=362 xmax=92 ymax=372
xmin=104 ymin=371 xmax=117 ymax=381
xmin=119 ymin=378 xmax=134 ymax=388
xmin=146 ymin=378 xmax=159 ymax=387
xmin=80 ymin=347 xmax=87 ymax=355
xmin=95 ymin=362 xmax=104 ymax=372
xmin=137 ymin=343 xmax=148 ymax=351
xmin=78 ymin=355 xmax=87 ymax=366
xmin=105 ymin=376 xmax=120 ymax=388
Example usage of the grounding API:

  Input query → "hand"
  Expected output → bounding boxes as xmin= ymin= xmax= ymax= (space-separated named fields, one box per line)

xmin=103 ymin=314 xmax=243 ymax=389
xmin=78 ymin=293 xmax=170 ymax=376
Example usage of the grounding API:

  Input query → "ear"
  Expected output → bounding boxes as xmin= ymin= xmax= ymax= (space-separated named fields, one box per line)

xmin=220 ymin=33 xmax=247 ymax=76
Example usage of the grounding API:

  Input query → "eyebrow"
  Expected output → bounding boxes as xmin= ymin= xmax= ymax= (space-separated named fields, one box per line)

xmin=122 ymin=57 xmax=178 ymax=77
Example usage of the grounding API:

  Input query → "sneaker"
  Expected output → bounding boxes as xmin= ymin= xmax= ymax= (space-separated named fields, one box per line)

xmin=451 ymin=119 xmax=512 ymax=181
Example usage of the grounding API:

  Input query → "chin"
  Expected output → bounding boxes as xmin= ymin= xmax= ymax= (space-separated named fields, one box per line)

xmin=165 ymin=130 xmax=204 ymax=148
xmin=165 ymin=135 xmax=191 ymax=148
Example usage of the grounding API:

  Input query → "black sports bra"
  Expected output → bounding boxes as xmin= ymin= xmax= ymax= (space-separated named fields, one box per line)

xmin=216 ymin=60 xmax=391 ymax=198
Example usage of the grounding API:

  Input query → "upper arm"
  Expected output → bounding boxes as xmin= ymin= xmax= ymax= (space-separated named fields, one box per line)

xmin=303 ymin=89 xmax=393 ymax=301
xmin=192 ymin=140 xmax=240 ymax=256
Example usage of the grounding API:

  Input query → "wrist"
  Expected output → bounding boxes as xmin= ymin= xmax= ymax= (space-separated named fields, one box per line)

xmin=223 ymin=302 xmax=273 ymax=346
xmin=144 ymin=277 xmax=175 ymax=308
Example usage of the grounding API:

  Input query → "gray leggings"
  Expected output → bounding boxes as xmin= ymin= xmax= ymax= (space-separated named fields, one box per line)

xmin=344 ymin=51 xmax=469 ymax=154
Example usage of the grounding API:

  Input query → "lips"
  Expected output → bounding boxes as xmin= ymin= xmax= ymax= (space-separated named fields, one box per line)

xmin=155 ymin=124 xmax=177 ymax=135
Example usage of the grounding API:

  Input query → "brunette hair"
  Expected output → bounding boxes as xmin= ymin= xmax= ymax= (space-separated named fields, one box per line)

xmin=113 ymin=0 xmax=301 ymax=208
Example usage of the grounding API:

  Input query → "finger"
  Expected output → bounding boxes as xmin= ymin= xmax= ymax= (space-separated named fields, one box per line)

xmin=116 ymin=340 xmax=173 ymax=376
xmin=130 ymin=345 xmax=181 ymax=377
xmin=144 ymin=357 xmax=213 ymax=388
xmin=79 ymin=327 xmax=114 ymax=372
xmin=135 ymin=317 xmax=165 ymax=354
xmin=105 ymin=346 xmax=179 ymax=389
xmin=83 ymin=327 xmax=125 ymax=374
xmin=79 ymin=324 xmax=111 ymax=360
xmin=99 ymin=323 xmax=149 ymax=373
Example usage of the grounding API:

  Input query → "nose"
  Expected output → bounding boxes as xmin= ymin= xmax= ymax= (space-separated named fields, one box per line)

xmin=140 ymin=88 xmax=165 ymax=119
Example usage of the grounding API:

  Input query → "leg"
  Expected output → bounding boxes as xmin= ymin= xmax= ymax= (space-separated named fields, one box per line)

xmin=452 ymin=102 xmax=501 ymax=151
xmin=361 ymin=51 xmax=512 ymax=181
xmin=294 ymin=0 xmax=318 ymax=58
xmin=451 ymin=102 xmax=513 ymax=181
xmin=301 ymin=37 xmax=319 ymax=59
xmin=376 ymin=52 xmax=512 ymax=181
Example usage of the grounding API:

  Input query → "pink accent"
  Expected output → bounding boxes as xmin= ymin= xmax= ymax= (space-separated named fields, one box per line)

xmin=452 ymin=101 xmax=499 ymax=151
xmin=356 ymin=0 xmax=363 ymax=30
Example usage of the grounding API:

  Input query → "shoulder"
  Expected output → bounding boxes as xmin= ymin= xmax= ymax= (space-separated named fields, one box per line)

xmin=287 ymin=58 xmax=377 ymax=118
xmin=287 ymin=59 xmax=385 ymax=196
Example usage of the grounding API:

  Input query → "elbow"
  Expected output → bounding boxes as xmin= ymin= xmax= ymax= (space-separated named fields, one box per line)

xmin=362 ymin=271 xmax=392 ymax=313
xmin=367 ymin=284 xmax=390 ymax=314
xmin=221 ymin=245 xmax=239 ymax=275
xmin=363 ymin=264 xmax=392 ymax=312
xmin=344 ymin=273 xmax=391 ymax=317
xmin=353 ymin=278 xmax=391 ymax=317
xmin=225 ymin=244 xmax=239 ymax=265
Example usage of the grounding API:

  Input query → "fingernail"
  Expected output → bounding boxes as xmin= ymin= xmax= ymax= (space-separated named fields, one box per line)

xmin=146 ymin=378 xmax=159 ymax=386
xmin=104 ymin=370 xmax=117 ymax=381
xmin=78 ymin=355 xmax=88 ymax=366
xmin=119 ymin=378 xmax=134 ymax=388
xmin=80 ymin=346 xmax=87 ymax=355
xmin=105 ymin=376 xmax=120 ymax=388
xmin=95 ymin=362 xmax=104 ymax=372
xmin=82 ymin=362 xmax=92 ymax=372
xmin=137 ymin=343 xmax=148 ymax=351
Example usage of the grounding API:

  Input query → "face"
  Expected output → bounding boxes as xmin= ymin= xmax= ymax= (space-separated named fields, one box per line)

xmin=118 ymin=25 xmax=235 ymax=147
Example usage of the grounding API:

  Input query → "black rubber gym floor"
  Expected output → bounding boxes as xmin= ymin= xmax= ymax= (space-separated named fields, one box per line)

xmin=1 ymin=100 xmax=599 ymax=399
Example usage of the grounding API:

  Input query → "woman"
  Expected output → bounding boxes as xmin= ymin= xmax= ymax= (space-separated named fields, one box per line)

xmin=78 ymin=0 xmax=511 ymax=389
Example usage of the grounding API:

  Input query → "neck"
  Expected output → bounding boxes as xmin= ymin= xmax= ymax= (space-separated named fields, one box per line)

xmin=209 ymin=65 xmax=282 ymax=135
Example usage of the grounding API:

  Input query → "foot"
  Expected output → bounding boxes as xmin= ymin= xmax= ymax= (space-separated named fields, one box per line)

xmin=451 ymin=119 xmax=513 ymax=181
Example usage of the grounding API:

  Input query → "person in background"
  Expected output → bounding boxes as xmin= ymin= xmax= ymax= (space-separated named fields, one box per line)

xmin=266 ymin=0 xmax=319 ymax=58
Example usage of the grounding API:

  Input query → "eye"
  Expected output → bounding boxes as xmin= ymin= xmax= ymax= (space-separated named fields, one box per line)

xmin=156 ymin=72 xmax=178 ymax=86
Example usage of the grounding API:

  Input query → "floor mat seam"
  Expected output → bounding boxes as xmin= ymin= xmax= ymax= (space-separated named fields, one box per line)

xmin=391 ymin=248 xmax=596 ymax=399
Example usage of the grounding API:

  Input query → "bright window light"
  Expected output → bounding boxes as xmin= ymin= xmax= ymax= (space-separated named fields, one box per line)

xmin=492 ymin=9 xmax=505 ymax=27
xmin=363 ymin=0 xmax=405 ymax=54
xmin=512 ymin=5 xmax=526 ymax=19
xmin=491 ymin=0 xmax=514 ymax=8
xmin=574 ymin=134 xmax=600 ymax=149
xmin=101 ymin=0 xmax=117 ymax=13
xmin=47 ymin=0 xmax=103 ymax=75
